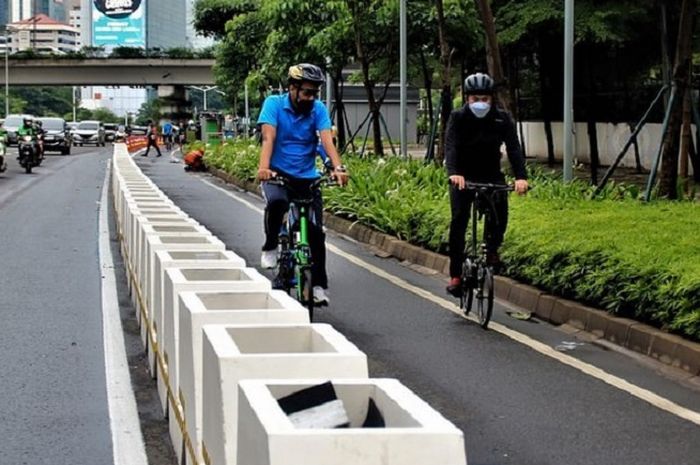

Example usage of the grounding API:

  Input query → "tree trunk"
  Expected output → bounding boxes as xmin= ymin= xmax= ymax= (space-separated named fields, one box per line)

xmin=538 ymin=35 xmax=555 ymax=165
xmin=348 ymin=0 xmax=384 ymax=156
xmin=419 ymin=48 xmax=435 ymax=145
xmin=333 ymin=69 xmax=346 ymax=149
xmin=473 ymin=0 xmax=513 ymax=114
xmin=679 ymin=87 xmax=691 ymax=187
xmin=435 ymin=0 xmax=453 ymax=164
xmin=659 ymin=0 xmax=694 ymax=198
xmin=586 ymin=45 xmax=600 ymax=185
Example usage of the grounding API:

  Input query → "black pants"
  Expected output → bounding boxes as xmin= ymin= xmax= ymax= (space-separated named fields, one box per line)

xmin=144 ymin=140 xmax=161 ymax=157
xmin=448 ymin=186 xmax=508 ymax=278
xmin=261 ymin=179 xmax=328 ymax=289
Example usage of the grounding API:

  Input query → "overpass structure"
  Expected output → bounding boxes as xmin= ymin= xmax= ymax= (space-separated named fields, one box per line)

xmin=0 ymin=58 xmax=216 ymax=86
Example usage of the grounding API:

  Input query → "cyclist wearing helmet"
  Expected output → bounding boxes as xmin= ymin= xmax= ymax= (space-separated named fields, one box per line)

xmin=445 ymin=72 xmax=528 ymax=297
xmin=257 ymin=63 xmax=349 ymax=305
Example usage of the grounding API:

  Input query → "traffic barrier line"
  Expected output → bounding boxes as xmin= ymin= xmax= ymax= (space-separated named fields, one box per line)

xmin=113 ymin=167 xmax=201 ymax=465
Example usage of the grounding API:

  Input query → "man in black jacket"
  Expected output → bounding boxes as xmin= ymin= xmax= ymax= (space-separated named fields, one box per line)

xmin=445 ymin=73 xmax=528 ymax=297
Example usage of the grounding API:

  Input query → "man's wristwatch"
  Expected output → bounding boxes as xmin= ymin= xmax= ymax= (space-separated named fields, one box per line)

xmin=334 ymin=164 xmax=348 ymax=173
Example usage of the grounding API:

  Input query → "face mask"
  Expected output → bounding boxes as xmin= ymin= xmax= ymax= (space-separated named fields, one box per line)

xmin=469 ymin=102 xmax=491 ymax=118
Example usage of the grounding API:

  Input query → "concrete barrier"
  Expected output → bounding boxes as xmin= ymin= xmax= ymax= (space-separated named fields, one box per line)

xmin=199 ymin=323 xmax=367 ymax=465
xmin=234 ymin=379 xmax=467 ymax=465
xmin=141 ymin=235 xmax=226 ymax=314
xmin=142 ymin=250 xmax=247 ymax=374
xmin=160 ymin=268 xmax=271 ymax=462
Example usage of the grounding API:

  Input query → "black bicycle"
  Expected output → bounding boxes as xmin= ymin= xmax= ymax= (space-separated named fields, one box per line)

xmin=458 ymin=182 xmax=513 ymax=329
xmin=267 ymin=174 xmax=335 ymax=321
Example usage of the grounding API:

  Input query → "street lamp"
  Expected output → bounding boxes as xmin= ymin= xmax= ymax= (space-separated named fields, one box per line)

xmin=187 ymin=85 xmax=220 ymax=111
xmin=563 ymin=0 xmax=574 ymax=182
xmin=2 ymin=26 xmax=9 ymax=117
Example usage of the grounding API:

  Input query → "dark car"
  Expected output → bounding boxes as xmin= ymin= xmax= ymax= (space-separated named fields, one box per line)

xmin=73 ymin=120 xmax=106 ymax=147
xmin=4 ymin=114 xmax=35 ymax=146
xmin=38 ymin=117 xmax=72 ymax=155
xmin=104 ymin=123 xmax=118 ymax=142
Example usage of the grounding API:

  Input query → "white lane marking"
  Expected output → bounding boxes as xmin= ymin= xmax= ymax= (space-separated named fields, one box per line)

xmin=99 ymin=161 xmax=149 ymax=465
xmin=198 ymin=175 xmax=700 ymax=427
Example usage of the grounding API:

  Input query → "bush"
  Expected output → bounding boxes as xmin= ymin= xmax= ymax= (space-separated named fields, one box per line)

xmin=203 ymin=140 xmax=700 ymax=341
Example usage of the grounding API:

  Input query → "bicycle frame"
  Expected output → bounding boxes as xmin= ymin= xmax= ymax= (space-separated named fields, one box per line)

xmin=291 ymin=202 xmax=313 ymax=299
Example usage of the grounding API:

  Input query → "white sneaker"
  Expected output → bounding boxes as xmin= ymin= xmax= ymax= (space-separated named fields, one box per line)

xmin=313 ymin=286 xmax=330 ymax=306
xmin=260 ymin=250 xmax=277 ymax=269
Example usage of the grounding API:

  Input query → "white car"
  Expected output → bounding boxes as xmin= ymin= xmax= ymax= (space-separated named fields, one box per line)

xmin=73 ymin=121 xmax=106 ymax=147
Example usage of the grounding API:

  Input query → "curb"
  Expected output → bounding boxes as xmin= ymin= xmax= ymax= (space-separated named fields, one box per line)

xmin=208 ymin=168 xmax=700 ymax=377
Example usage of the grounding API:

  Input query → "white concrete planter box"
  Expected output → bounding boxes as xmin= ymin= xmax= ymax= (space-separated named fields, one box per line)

xmin=158 ymin=267 xmax=269 ymax=416
xmin=142 ymin=250 xmax=246 ymax=373
xmin=160 ymin=272 xmax=273 ymax=464
xmin=142 ymin=236 xmax=226 ymax=336
xmin=199 ymin=322 xmax=365 ymax=465
xmin=128 ymin=216 xmax=197 ymax=275
xmin=140 ymin=235 xmax=225 ymax=312
xmin=136 ymin=223 xmax=212 ymax=293
xmin=234 ymin=379 xmax=467 ymax=465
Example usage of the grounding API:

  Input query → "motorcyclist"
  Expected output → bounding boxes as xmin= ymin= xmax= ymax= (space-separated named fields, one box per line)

xmin=18 ymin=117 xmax=37 ymax=137
xmin=34 ymin=119 xmax=46 ymax=159
xmin=0 ymin=122 xmax=7 ymax=172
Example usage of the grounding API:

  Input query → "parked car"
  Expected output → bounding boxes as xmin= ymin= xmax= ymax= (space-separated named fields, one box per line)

xmin=4 ymin=114 xmax=35 ymax=146
xmin=104 ymin=123 xmax=118 ymax=142
xmin=73 ymin=120 xmax=105 ymax=147
xmin=38 ymin=117 xmax=72 ymax=155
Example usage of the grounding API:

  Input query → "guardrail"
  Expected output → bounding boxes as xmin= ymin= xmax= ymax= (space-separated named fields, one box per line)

xmin=111 ymin=143 xmax=467 ymax=465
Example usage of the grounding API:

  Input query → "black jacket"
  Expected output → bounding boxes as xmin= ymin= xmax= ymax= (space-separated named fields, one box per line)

xmin=445 ymin=105 xmax=527 ymax=182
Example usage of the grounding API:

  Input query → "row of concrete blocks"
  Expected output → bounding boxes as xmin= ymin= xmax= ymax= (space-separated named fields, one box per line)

xmin=110 ymin=144 xmax=467 ymax=465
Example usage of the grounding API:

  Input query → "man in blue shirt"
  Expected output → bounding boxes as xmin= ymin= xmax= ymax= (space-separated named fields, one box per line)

xmin=257 ymin=63 xmax=348 ymax=305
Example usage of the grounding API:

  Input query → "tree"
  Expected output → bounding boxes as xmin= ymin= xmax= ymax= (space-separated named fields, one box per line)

xmin=136 ymin=99 xmax=162 ymax=125
xmin=658 ymin=0 xmax=696 ymax=198
xmin=92 ymin=108 xmax=122 ymax=124
xmin=193 ymin=0 xmax=259 ymax=39
xmin=473 ymin=0 xmax=512 ymax=113
xmin=345 ymin=0 xmax=400 ymax=156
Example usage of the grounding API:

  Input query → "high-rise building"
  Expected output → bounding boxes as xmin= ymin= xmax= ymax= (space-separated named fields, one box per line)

xmin=7 ymin=14 xmax=79 ymax=53
xmin=147 ymin=0 xmax=187 ymax=49
xmin=185 ymin=0 xmax=213 ymax=50
xmin=1 ymin=2 xmax=8 ymax=27
xmin=9 ymin=0 xmax=65 ymax=23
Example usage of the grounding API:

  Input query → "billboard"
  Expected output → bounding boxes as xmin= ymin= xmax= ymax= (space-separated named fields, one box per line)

xmin=92 ymin=0 xmax=146 ymax=49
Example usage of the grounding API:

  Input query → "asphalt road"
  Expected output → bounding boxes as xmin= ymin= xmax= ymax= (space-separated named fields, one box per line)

xmin=134 ymin=150 xmax=700 ymax=465
xmin=1 ymin=143 xmax=698 ymax=465
xmin=0 ymin=145 xmax=113 ymax=464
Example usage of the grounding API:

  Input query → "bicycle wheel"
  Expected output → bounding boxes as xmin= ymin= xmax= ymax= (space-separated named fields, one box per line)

xmin=475 ymin=266 xmax=495 ymax=329
xmin=297 ymin=267 xmax=314 ymax=321
xmin=461 ymin=258 xmax=475 ymax=314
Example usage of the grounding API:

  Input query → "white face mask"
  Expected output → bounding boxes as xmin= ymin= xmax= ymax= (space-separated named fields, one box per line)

xmin=469 ymin=101 xmax=491 ymax=118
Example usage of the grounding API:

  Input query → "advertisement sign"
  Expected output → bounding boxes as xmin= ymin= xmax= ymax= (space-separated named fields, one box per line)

xmin=92 ymin=0 xmax=146 ymax=49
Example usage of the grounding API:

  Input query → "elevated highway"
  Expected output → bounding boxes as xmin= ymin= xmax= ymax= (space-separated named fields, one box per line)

xmin=0 ymin=58 xmax=216 ymax=86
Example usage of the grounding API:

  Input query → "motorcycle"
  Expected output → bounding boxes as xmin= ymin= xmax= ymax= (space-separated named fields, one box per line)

xmin=18 ymin=134 xmax=40 ymax=174
xmin=0 ymin=133 xmax=7 ymax=173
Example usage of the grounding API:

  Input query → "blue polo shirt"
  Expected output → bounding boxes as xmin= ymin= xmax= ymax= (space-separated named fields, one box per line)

xmin=257 ymin=93 xmax=332 ymax=179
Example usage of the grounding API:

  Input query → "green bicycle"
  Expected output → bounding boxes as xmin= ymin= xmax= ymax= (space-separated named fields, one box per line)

xmin=269 ymin=175 xmax=334 ymax=321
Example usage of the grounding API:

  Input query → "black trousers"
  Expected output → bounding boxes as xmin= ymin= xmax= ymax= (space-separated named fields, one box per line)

xmin=144 ymin=140 xmax=161 ymax=157
xmin=261 ymin=179 xmax=328 ymax=289
xmin=448 ymin=186 xmax=508 ymax=278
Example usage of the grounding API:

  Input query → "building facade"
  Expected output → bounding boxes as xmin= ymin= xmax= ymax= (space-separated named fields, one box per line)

xmin=9 ymin=0 xmax=65 ymax=23
xmin=147 ymin=0 xmax=187 ymax=49
xmin=8 ymin=14 xmax=79 ymax=54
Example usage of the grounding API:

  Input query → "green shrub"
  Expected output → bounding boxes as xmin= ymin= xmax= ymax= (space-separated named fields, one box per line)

xmin=203 ymin=140 xmax=700 ymax=341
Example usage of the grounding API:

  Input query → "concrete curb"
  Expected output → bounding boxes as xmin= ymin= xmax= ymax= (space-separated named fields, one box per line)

xmin=208 ymin=168 xmax=700 ymax=377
